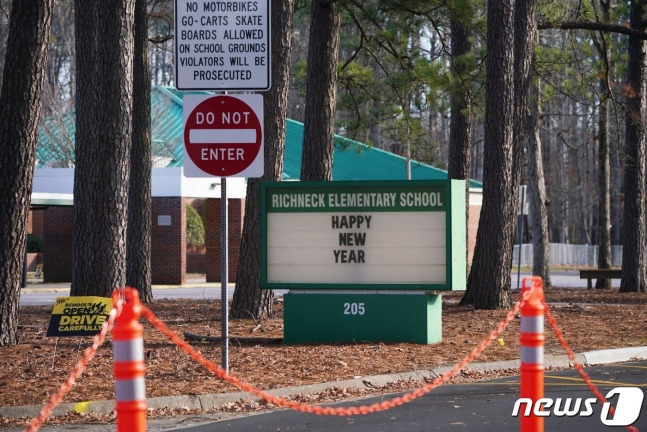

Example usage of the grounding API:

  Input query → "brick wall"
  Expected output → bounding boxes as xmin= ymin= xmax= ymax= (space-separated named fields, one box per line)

xmin=40 ymin=197 xmax=235 ymax=285
xmin=205 ymin=198 xmax=244 ymax=283
xmin=187 ymin=253 xmax=206 ymax=273
xmin=33 ymin=210 xmax=44 ymax=238
xmin=28 ymin=209 xmax=45 ymax=237
xmin=43 ymin=206 xmax=74 ymax=282
xmin=26 ymin=253 xmax=43 ymax=272
xmin=151 ymin=197 xmax=186 ymax=285
xmin=40 ymin=194 xmax=470 ymax=282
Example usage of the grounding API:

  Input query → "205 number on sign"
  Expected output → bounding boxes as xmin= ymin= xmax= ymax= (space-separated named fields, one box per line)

xmin=343 ymin=302 xmax=365 ymax=315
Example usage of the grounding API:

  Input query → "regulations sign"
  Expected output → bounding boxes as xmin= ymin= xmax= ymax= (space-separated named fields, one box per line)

xmin=175 ymin=0 xmax=271 ymax=90
xmin=47 ymin=296 xmax=112 ymax=337
xmin=260 ymin=180 xmax=467 ymax=291
xmin=183 ymin=94 xmax=264 ymax=177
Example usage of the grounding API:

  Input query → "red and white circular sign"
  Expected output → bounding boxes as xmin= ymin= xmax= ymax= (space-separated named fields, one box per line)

xmin=184 ymin=94 xmax=263 ymax=177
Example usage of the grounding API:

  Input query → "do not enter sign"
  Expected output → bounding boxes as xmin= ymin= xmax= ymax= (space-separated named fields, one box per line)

xmin=183 ymin=94 xmax=264 ymax=177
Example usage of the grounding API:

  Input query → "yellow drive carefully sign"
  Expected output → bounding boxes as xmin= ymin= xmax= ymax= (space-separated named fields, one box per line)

xmin=46 ymin=296 xmax=113 ymax=337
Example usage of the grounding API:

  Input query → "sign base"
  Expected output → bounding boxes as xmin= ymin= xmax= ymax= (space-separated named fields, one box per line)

xmin=283 ymin=292 xmax=442 ymax=344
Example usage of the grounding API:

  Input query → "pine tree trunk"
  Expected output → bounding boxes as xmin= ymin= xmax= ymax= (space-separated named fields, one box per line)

xmin=72 ymin=0 xmax=134 ymax=297
xmin=462 ymin=0 xmax=517 ymax=309
xmin=0 ymin=0 xmax=53 ymax=346
xmin=300 ymin=0 xmax=340 ymax=181
xmin=595 ymin=0 xmax=611 ymax=280
xmin=448 ymin=16 xmax=472 ymax=272
xmin=513 ymin=0 xmax=538 ymax=285
xmin=448 ymin=18 xmax=472 ymax=183
xmin=620 ymin=0 xmax=647 ymax=293
xmin=127 ymin=0 xmax=153 ymax=302
xmin=526 ymin=80 xmax=551 ymax=287
xmin=230 ymin=0 xmax=295 ymax=319
xmin=596 ymin=76 xmax=612 ymax=289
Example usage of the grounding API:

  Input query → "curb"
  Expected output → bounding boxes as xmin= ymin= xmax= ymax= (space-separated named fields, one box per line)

xmin=1 ymin=347 xmax=645 ymax=420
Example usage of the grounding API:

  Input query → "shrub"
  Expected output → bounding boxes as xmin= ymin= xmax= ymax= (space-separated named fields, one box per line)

xmin=27 ymin=234 xmax=43 ymax=253
xmin=186 ymin=205 xmax=205 ymax=246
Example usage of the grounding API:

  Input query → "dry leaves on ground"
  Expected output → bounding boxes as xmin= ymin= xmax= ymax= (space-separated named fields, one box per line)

xmin=1 ymin=287 xmax=647 ymax=428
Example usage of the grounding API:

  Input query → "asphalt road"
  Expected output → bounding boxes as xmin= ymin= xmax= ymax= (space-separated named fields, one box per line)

xmin=19 ymin=271 xmax=591 ymax=307
xmin=18 ymin=282 xmax=289 ymax=307
xmin=170 ymin=361 xmax=647 ymax=432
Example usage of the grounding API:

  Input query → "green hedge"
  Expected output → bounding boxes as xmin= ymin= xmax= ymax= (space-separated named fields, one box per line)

xmin=27 ymin=234 xmax=43 ymax=253
xmin=186 ymin=205 xmax=205 ymax=246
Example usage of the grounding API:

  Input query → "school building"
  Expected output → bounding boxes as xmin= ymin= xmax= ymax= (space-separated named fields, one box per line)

xmin=29 ymin=86 xmax=482 ymax=285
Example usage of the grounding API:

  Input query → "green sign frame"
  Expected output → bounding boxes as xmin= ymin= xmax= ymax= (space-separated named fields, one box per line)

xmin=260 ymin=180 xmax=466 ymax=291
xmin=283 ymin=292 xmax=442 ymax=344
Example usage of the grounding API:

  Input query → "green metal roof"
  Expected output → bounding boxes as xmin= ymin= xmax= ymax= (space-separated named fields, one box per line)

xmin=36 ymin=86 xmax=481 ymax=187
xmin=36 ymin=110 xmax=76 ymax=167
xmin=36 ymin=86 xmax=207 ymax=168
xmin=149 ymin=87 xmax=184 ymax=167
xmin=284 ymin=118 xmax=481 ymax=185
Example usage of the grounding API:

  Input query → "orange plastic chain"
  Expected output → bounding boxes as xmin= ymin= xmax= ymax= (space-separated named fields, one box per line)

xmin=139 ymin=289 xmax=529 ymax=416
xmin=24 ymin=284 xmax=639 ymax=432
xmin=21 ymin=288 xmax=529 ymax=431
xmin=543 ymin=300 xmax=639 ymax=432
xmin=23 ymin=295 xmax=124 ymax=432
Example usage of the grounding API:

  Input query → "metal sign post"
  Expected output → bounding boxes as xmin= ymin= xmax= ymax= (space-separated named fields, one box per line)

xmin=182 ymin=94 xmax=264 ymax=373
xmin=220 ymin=177 xmax=228 ymax=373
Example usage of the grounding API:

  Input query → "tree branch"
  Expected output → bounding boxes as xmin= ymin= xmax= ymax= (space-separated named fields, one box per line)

xmin=539 ymin=20 xmax=647 ymax=40
xmin=183 ymin=332 xmax=283 ymax=345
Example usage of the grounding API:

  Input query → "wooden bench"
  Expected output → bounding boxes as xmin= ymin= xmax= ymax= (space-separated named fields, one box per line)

xmin=579 ymin=268 xmax=622 ymax=289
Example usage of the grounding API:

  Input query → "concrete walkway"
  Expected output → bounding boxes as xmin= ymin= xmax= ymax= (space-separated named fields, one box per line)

xmin=19 ymin=279 xmax=244 ymax=306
